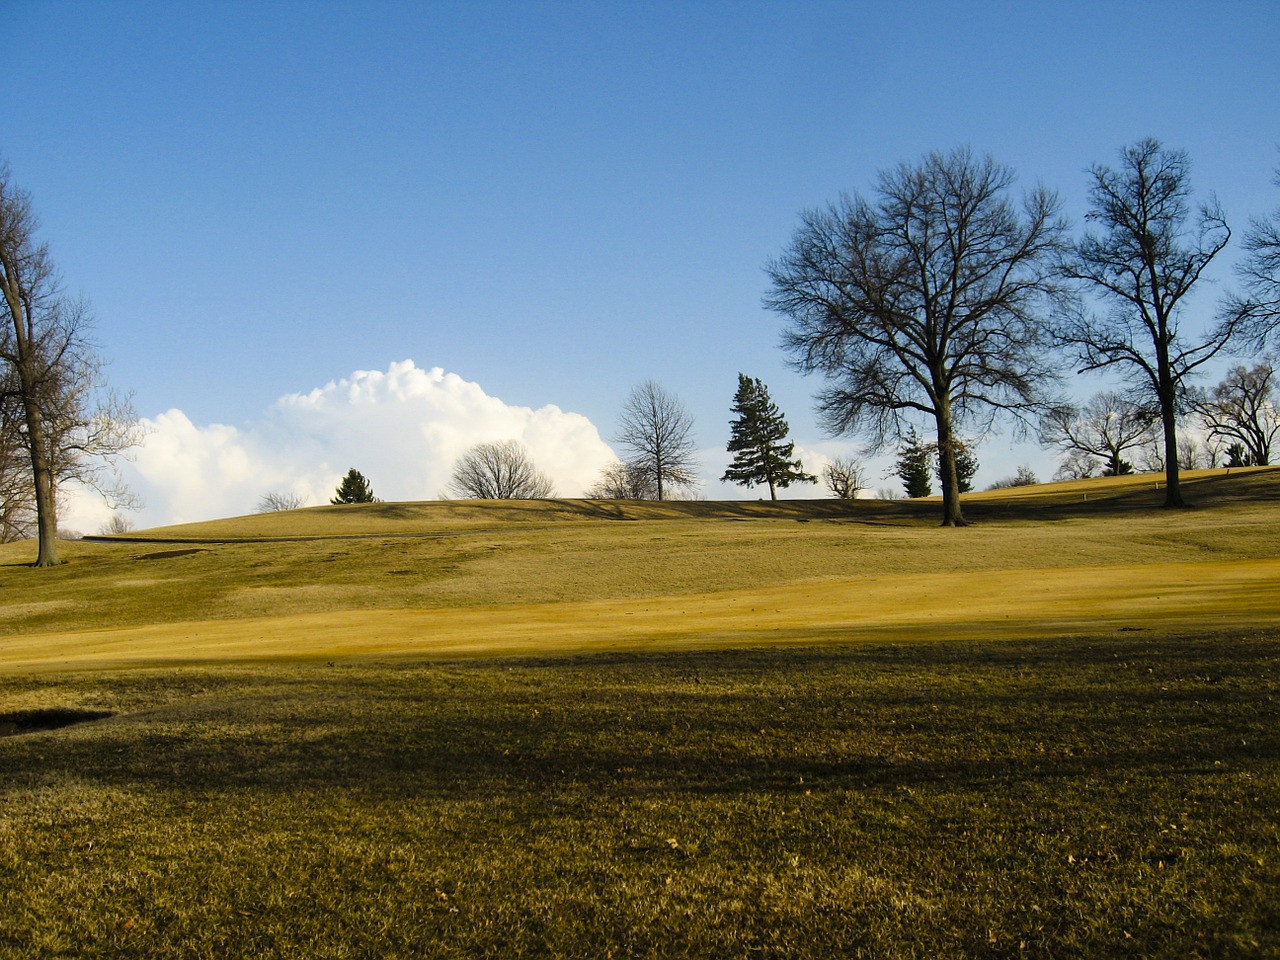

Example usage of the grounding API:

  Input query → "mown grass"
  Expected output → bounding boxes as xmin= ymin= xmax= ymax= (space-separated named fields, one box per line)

xmin=2 ymin=638 xmax=1277 ymax=958
xmin=1 ymin=469 xmax=1278 ymax=956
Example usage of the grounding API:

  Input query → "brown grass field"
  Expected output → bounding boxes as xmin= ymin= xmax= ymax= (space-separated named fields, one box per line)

xmin=2 ymin=467 xmax=1277 ymax=672
xmin=1 ymin=468 xmax=1277 ymax=958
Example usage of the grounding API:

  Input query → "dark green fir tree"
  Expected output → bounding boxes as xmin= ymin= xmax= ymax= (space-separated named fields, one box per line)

xmin=897 ymin=429 xmax=934 ymax=498
xmin=721 ymin=374 xmax=816 ymax=500
xmin=331 ymin=467 xmax=377 ymax=504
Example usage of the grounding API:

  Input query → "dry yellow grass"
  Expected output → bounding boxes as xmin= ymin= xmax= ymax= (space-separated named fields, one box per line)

xmin=2 ymin=468 xmax=1277 ymax=672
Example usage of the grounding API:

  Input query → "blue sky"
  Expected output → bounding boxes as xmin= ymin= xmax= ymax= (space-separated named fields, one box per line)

xmin=6 ymin=1 xmax=1279 ymax=526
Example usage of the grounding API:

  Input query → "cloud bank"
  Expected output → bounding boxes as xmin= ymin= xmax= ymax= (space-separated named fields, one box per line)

xmin=63 ymin=360 xmax=618 ymax=531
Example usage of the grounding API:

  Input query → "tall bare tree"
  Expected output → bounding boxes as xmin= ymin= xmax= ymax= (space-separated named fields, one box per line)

xmin=447 ymin=439 xmax=555 ymax=499
xmin=616 ymin=381 xmax=699 ymax=501
xmin=1193 ymin=360 xmax=1279 ymax=466
xmin=1039 ymin=390 xmax=1157 ymax=477
xmin=766 ymin=147 xmax=1067 ymax=525
xmin=0 ymin=162 xmax=140 ymax=564
xmin=1056 ymin=139 xmax=1240 ymax=508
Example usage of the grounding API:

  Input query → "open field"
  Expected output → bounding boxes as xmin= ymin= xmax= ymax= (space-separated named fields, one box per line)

xmin=1 ymin=469 xmax=1278 ymax=957
xmin=1 ymin=468 xmax=1278 ymax=671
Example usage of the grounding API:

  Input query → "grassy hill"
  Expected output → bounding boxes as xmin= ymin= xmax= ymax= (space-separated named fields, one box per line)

xmin=1 ymin=468 xmax=1277 ymax=957
xmin=1 ymin=467 xmax=1278 ymax=671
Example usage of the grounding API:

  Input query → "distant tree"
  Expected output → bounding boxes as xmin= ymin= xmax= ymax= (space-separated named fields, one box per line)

xmin=987 ymin=465 xmax=1039 ymax=490
xmin=588 ymin=460 xmax=658 ymax=500
xmin=1039 ymin=390 xmax=1157 ymax=478
xmin=822 ymin=455 xmax=867 ymax=499
xmin=1224 ymin=442 xmax=1251 ymax=468
xmin=721 ymin=374 xmax=815 ymax=500
xmin=1053 ymin=449 xmax=1099 ymax=482
xmin=1055 ymin=139 xmax=1243 ymax=508
xmin=331 ymin=468 xmax=377 ymax=504
xmin=616 ymin=381 xmax=699 ymax=501
xmin=896 ymin=429 xmax=934 ymax=498
xmin=256 ymin=490 xmax=308 ymax=513
xmin=447 ymin=440 xmax=555 ymax=500
xmin=1192 ymin=360 xmax=1279 ymax=466
xmin=98 ymin=513 xmax=134 ymax=535
xmin=766 ymin=147 xmax=1067 ymax=526
xmin=0 ymin=161 xmax=141 ymax=565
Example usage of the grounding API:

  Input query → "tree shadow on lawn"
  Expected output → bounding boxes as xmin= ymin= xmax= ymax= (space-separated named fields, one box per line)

xmin=7 ymin=636 xmax=1276 ymax=804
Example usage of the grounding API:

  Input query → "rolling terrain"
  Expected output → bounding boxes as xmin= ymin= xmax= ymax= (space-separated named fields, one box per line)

xmin=1 ymin=468 xmax=1277 ymax=671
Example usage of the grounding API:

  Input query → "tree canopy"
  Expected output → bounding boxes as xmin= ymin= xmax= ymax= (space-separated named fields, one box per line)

xmin=616 ymin=381 xmax=698 ymax=501
xmin=331 ymin=468 xmax=377 ymax=504
xmin=447 ymin=440 xmax=555 ymax=500
xmin=766 ymin=147 xmax=1066 ymax=525
xmin=721 ymin=374 xmax=814 ymax=500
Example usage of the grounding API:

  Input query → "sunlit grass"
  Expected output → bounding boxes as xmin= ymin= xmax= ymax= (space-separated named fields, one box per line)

xmin=1 ymin=470 xmax=1278 ymax=956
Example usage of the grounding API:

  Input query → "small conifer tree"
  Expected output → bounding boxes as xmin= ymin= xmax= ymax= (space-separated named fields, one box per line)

xmin=721 ymin=374 xmax=815 ymax=500
xmin=896 ymin=430 xmax=934 ymax=498
xmin=331 ymin=468 xmax=377 ymax=504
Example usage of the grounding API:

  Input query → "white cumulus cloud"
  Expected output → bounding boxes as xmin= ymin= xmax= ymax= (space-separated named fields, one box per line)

xmin=62 ymin=360 xmax=618 ymax=532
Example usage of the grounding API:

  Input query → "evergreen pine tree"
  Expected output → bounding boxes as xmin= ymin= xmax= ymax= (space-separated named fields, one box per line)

xmin=945 ymin=442 xmax=979 ymax=494
xmin=897 ymin=430 xmax=934 ymax=498
xmin=721 ymin=374 xmax=815 ymax=499
xmin=331 ymin=467 xmax=377 ymax=504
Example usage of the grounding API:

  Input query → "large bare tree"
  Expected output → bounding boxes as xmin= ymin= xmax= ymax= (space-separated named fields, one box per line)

xmin=447 ymin=439 xmax=555 ymax=500
xmin=0 ymin=162 xmax=140 ymax=564
xmin=1039 ymin=390 xmax=1157 ymax=477
xmin=616 ymin=381 xmax=698 ymax=501
xmin=766 ymin=147 xmax=1067 ymax=526
xmin=1055 ymin=139 xmax=1241 ymax=508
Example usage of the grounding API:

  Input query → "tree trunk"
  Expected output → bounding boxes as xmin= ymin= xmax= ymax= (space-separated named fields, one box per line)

xmin=21 ymin=396 xmax=60 ymax=566
xmin=1156 ymin=350 xmax=1185 ymax=509
xmin=935 ymin=401 xmax=967 ymax=527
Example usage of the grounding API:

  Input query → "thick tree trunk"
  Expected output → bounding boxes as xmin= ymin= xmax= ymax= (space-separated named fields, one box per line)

xmin=1157 ymin=349 xmax=1185 ymax=509
xmin=21 ymin=396 xmax=60 ymax=566
xmin=935 ymin=401 xmax=967 ymax=527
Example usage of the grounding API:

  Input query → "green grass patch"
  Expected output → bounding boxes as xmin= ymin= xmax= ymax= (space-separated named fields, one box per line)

xmin=2 ymin=637 xmax=1277 ymax=958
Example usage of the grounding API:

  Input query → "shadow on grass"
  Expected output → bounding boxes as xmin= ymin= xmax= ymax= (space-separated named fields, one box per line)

xmin=0 ymin=708 xmax=115 ymax=738
xmin=10 ymin=636 xmax=1276 ymax=805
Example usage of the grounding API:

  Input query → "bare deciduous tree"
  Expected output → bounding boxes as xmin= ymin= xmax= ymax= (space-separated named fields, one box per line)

xmin=0 ymin=161 xmax=141 ymax=565
xmin=766 ymin=147 xmax=1067 ymax=526
xmin=256 ymin=490 xmax=309 ymax=513
xmin=1039 ymin=390 xmax=1156 ymax=477
xmin=616 ymin=381 xmax=699 ymax=501
xmin=0 ymin=393 xmax=35 ymax=542
xmin=1226 ymin=161 xmax=1280 ymax=343
xmin=587 ymin=459 xmax=657 ymax=500
xmin=821 ymin=455 xmax=866 ymax=499
xmin=98 ymin=513 xmax=134 ymax=536
xmin=1056 ymin=139 xmax=1240 ymax=508
xmin=447 ymin=439 xmax=555 ymax=500
xmin=1193 ymin=359 xmax=1279 ymax=466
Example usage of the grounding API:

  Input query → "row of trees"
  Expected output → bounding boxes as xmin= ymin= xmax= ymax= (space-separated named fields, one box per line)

xmin=1043 ymin=359 xmax=1280 ymax=477
xmin=0 ymin=162 xmax=141 ymax=563
xmin=766 ymin=139 xmax=1280 ymax=524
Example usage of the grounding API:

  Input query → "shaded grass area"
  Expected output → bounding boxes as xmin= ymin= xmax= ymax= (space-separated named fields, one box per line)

xmin=2 ymin=636 xmax=1277 ymax=958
